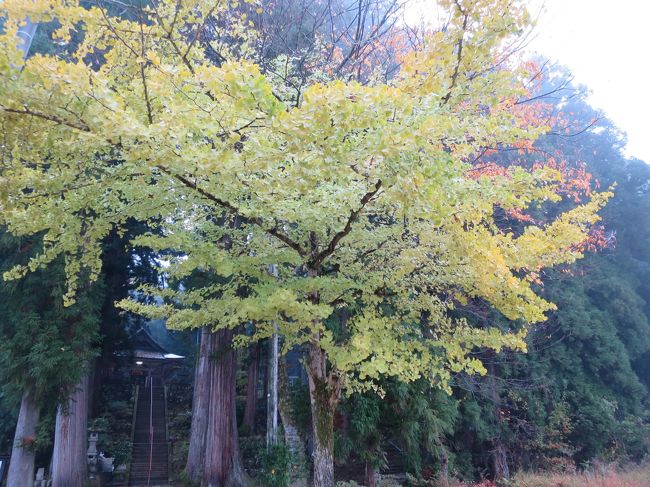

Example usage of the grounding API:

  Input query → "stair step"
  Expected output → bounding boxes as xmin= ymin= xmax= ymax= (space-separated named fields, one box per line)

xmin=129 ymin=378 xmax=169 ymax=486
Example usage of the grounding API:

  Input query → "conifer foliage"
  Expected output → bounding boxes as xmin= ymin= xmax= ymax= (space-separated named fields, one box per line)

xmin=0 ymin=231 xmax=102 ymax=486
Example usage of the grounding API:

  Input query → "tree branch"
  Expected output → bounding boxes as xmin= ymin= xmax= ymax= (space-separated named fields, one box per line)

xmin=442 ymin=1 xmax=468 ymax=106
xmin=309 ymin=179 xmax=382 ymax=269
xmin=1 ymin=106 xmax=91 ymax=132
xmin=183 ymin=2 xmax=221 ymax=63
xmin=4 ymin=104 xmax=305 ymax=257
xmin=139 ymin=12 xmax=154 ymax=125
xmin=157 ymin=165 xmax=308 ymax=257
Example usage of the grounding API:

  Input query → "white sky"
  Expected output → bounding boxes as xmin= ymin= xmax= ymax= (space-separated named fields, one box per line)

xmin=526 ymin=0 xmax=650 ymax=163
xmin=405 ymin=0 xmax=650 ymax=163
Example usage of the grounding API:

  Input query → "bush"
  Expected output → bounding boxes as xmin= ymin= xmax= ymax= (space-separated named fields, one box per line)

xmin=258 ymin=442 xmax=292 ymax=487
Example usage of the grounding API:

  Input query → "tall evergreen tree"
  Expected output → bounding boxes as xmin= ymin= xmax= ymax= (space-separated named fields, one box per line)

xmin=0 ymin=231 xmax=102 ymax=486
xmin=443 ymin=69 xmax=650 ymax=479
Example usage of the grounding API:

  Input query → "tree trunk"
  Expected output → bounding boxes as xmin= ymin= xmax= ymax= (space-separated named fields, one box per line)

xmin=267 ymin=331 xmax=279 ymax=447
xmin=7 ymin=388 xmax=40 ymax=487
xmin=488 ymin=360 xmax=509 ymax=481
xmin=203 ymin=328 xmax=250 ymax=487
xmin=241 ymin=342 xmax=259 ymax=435
xmin=492 ymin=439 xmax=510 ymax=481
xmin=365 ymin=462 xmax=377 ymax=487
xmin=90 ymin=357 xmax=103 ymax=418
xmin=16 ymin=18 xmax=38 ymax=60
xmin=307 ymin=343 xmax=340 ymax=487
xmin=52 ymin=373 xmax=90 ymax=487
xmin=278 ymin=357 xmax=308 ymax=487
xmin=439 ymin=450 xmax=450 ymax=487
xmin=186 ymin=326 xmax=214 ymax=483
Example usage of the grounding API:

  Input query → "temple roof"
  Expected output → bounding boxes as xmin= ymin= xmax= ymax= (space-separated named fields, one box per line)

xmin=132 ymin=327 xmax=184 ymax=361
xmin=133 ymin=327 xmax=169 ymax=353
xmin=133 ymin=350 xmax=184 ymax=360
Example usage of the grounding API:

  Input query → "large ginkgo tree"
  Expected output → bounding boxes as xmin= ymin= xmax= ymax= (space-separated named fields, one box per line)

xmin=0 ymin=0 xmax=608 ymax=485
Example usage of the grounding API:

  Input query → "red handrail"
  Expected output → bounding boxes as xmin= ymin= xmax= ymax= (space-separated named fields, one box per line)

xmin=147 ymin=377 xmax=154 ymax=486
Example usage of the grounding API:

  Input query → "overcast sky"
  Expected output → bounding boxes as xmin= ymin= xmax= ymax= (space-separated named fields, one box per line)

xmin=527 ymin=0 xmax=650 ymax=163
xmin=405 ymin=0 xmax=650 ymax=163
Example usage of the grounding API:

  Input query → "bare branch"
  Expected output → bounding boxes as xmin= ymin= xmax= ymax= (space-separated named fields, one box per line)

xmin=441 ymin=1 xmax=468 ymax=105
xmin=183 ymin=2 xmax=222 ymax=64
xmin=138 ymin=10 xmax=154 ymax=125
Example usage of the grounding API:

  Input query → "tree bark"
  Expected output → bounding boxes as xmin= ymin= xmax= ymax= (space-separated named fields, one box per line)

xmin=241 ymin=342 xmax=259 ymax=435
xmin=278 ymin=357 xmax=308 ymax=487
xmin=16 ymin=18 xmax=38 ymax=60
xmin=203 ymin=328 xmax=250 ymax=487
xmin=186 ymin=326 xmax=214 ymax=483
xmin=488 ymin=360 xmax=510 ymax=481
xmin=266 ymin=332 xmax=279 ymax=447
xmin=7 ymin=388 xmax=40 ymax=487
xmin=440 ymin=450 xmax=450 ymax=487
xmin=90 ymin=357 xmax=104 ymax=418
xmin=365 ymin=462 xmax=377 ymax=487
xmin=492 ymin=439 xmax=510 ymax=481
xmin=306 ymin=342 xmax=340 ymax=487
xmin=52 ymin=373 xmax=90 ymax=487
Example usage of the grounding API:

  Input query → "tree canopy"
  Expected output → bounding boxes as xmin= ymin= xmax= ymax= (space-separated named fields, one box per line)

xmin=0 ymin=0 xmax=608 ymax=387
xmin=0 ymin=2 xmax=612 ymax=484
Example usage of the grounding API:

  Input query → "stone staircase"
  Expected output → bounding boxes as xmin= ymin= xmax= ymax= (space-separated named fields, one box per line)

xmin=129 ymin=376 xmax=169 ymax=486
xmin=335 ymin=441 xmax=407 ymax=484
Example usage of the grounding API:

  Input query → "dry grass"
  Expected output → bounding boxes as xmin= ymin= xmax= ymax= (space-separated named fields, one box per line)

xmin=510 ymin=463 xmax=650 ymax=487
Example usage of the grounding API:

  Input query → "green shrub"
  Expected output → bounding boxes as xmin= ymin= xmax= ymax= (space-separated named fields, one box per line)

xmin=258 ymin=442 xmax=292 ymax=487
